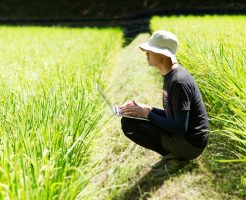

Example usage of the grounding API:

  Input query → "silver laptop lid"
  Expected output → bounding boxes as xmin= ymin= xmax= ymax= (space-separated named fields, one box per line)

xmin=96 ymin=83 xmax=149 ymax=121
xmin=96 ymin=83 xmax=115 ymax=111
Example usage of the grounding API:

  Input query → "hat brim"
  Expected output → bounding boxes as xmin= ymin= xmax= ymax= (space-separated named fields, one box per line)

xmin=139 ymin=42 xmax=177 ymax=64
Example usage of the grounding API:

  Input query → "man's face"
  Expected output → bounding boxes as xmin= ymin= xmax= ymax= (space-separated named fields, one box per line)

xmin=146 ymin=50 xmax=163 ymax=66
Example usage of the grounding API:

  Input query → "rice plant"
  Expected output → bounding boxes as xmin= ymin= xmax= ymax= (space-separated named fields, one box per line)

xmin=0 ymin=26 xmax=123 ymax=199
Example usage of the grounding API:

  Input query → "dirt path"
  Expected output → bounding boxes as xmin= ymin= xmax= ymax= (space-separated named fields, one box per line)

xmin=87 ymin=34 xmax=237 ymax=200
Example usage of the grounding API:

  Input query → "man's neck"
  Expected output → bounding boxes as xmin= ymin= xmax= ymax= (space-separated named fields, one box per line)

xmin=161 ymin=63 xmax=178 ymax=76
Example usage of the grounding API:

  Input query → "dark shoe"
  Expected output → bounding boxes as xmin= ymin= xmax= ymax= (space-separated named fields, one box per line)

xmin=151 ymin=158 xmax=190 ymax=177
xmin=151 ymin=154 xmax=177 ymax=170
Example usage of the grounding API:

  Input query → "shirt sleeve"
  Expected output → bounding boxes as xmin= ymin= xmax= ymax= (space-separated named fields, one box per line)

xmin=151 ymin=107 xmax=167 ymax=117
xmin=148 ymin=110 xmax=189 ymax=135
xmin=171 ymin=83 xmax=192 ymax=111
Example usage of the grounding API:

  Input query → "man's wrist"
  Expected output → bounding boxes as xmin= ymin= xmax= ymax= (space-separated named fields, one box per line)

xmin=145 ymin=106 xmax=152 ymax=112
xmin=145 ymin=110 xmax=151 ymax=119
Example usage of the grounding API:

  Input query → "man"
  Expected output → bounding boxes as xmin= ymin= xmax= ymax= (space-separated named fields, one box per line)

xmin=120 ymin=30 xmax=209 ymax=175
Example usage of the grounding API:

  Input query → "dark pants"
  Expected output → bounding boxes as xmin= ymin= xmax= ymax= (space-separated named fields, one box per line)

xmin=121 ymin=117 xmax=205 ymax=160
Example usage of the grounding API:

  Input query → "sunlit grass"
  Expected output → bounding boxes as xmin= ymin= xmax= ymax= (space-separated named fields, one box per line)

xmin=0 ymin=26 xmax=123 ymax=199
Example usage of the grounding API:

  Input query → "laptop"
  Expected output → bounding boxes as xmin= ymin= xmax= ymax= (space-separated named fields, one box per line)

xmin=95 ymin=83 xmax=149 ymax=121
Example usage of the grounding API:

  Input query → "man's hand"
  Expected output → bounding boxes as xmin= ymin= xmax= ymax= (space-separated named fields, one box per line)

xmin=119 ymin=100 xmax=152 ymax=119
xmin=119 ymin=101 xmax=134 ymax=109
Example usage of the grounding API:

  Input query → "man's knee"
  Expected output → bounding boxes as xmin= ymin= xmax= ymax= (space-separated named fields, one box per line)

xmin=121 ymin=117 xmax=137 ymax=134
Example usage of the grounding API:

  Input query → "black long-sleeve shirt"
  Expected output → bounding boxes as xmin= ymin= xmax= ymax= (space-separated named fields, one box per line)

xmin=148 ymin=65 xmax=209 ymax=148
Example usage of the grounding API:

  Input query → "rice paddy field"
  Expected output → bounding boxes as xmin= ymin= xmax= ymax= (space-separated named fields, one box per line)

xmin=0 ymin=26 xmax=123 ymax=199
xmin=0 ymin=15 xmax=245 ymax=200
xmin=151 ymin=15 xmax=246 ymax=195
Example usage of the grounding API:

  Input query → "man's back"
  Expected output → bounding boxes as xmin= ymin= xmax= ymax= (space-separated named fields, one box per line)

xmin=162 ymin=65 xmax=209 ymax=148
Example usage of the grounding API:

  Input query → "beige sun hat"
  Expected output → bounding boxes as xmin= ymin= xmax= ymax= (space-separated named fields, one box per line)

xmin=139 ymin=30 xmax=179 ymax=64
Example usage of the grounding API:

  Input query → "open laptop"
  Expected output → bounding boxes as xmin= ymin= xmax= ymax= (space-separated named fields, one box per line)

xmin=95 ymin=83 xmax=149 ymax=121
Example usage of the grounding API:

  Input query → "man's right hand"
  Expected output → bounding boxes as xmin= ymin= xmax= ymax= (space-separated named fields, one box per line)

xmin=119 ymin=101 xmax=152 ymax=112
xmin=119 ymin=101 xmax=134 ymax=109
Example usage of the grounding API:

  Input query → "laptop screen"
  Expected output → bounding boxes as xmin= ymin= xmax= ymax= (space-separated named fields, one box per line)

xmin=96 ymin=83 xmax=114 ymax=109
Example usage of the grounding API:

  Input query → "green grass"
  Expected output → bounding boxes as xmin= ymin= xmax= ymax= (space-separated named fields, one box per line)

xmin=151 ymin=15 xmax=246 ymax=196
xmin=0 ymin=26 xmax=123 ymax=199
xmin=1 ymin=15 xmax=245 ymax=199
xmin=83 ymin=33 xmax=241 ymax=200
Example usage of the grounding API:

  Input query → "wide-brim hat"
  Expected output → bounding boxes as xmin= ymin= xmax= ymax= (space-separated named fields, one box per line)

xmin=139 ymin=30 xmax=179 ymax=64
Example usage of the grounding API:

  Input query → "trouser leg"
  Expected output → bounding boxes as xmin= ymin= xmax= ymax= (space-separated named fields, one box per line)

xmin=121 ymin=117 xmax=205 ymax=160
xmin=161 ymin=134 xmax=205 ymax=160
xmin=121 ymin=117 xmax=169 ymax=156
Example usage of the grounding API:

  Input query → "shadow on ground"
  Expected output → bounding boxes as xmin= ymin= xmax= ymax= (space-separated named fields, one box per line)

xmin=112 ymin=162 xmax=198 ymax=200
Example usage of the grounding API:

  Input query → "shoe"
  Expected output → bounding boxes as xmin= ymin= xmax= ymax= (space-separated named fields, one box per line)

xmin=151 ymin=158 xmax=190 ymax=177
xmin=151 ymin=154 xmax=177 ymax=170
